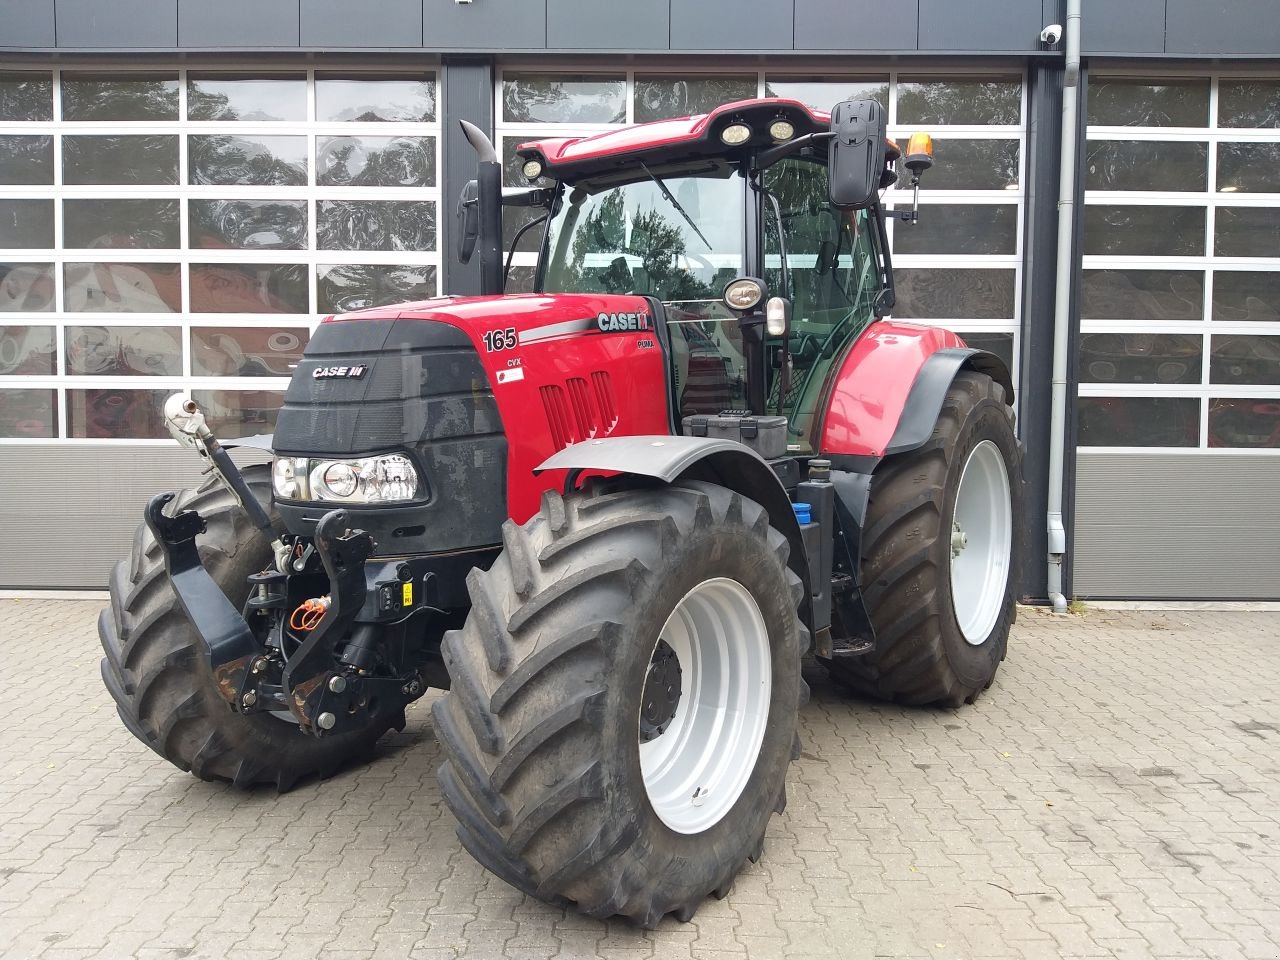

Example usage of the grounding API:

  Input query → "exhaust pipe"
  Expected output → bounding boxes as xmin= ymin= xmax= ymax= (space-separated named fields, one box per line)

xmin=459 ymin=119 xmax=504 ymax=296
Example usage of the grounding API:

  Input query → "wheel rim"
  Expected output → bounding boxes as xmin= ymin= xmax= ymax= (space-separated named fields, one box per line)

xmin=949 ymin=439 xmax=1013 ymax=645
xmin=639 ymin=577 xmax=772 ymax=835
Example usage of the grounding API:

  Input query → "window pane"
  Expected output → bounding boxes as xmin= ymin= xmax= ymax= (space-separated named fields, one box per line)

xmin=0 ymin=262 xmax=55 ymax=312
xmin=1218 ymin=80 xmax=1280 ymax=128
xmin=0 ymin=72 xmax=52 ymax=122
xmin=1081 ymin=270 xmax=1204 ymax=321
xmin=502 ymin=73 xmax=625 ymax=124
xmin=764 ymin=77 xmax=887 ymax=113
xmin=1084 ymin=206 xmax=1205 ymax=257
xmin=896 ymin=139 xmax=1019 ymax=190
xmin=64 ymin=199 xmax=180 ymax=249
xmin=189 ymin=135 xmax=307 ymax=186
xmin=0 ymin=388 xmax=56 ymax=437
xmin=633 ymin=75 xmax=757 ymax=122
xmin=0 ymin=135 xmax=54 ymax=185
xmin=0 ymin=200 xmax=54 ymax=249
xmin=1077 ymin=396 xmax=1200 ymax=446
xmin=63 ymin=262 xmax=181 ymax=313
xmin=892 ymin=268 xmax=1015 ymax=320
xmin=315 ymin=75 xmax=436 ymax=122
xmin=63 ymin=135 xmax=179 ymax=185
xmin=316 ymin=200 xmax=436 ymax=252
xmin=505 ymin=265 xmax=536 ymax=294
xmin=187 ymin=75 xmax=306 ymax=121
xmin=1209 ymin=397 xmax=1280 ymax=447
xmin=67 ymin=387 xmax=167 ymax=438
xmin=61 ymin=74 xmax=179 ymax=122
xmin=959 ymin=332 xmax=1014 ymax=372
xmin=190 ymin=263 xmax=309 ymax=314
xmin=1085 ymin=140 xmax=1207 ymax=192
xmin=1079 ymin=333 xmax=1202 ymax=384
xmin=1217 ymin=142 xmax=1280 ymax=193
xmin=1215 ymin=207 xmax=1280 ymax=258
xmin=1087 ymin=78 xmax=1210 ymax=127
xmin=897 ymin=77 xmax=1020 ymax=125
xmin=316 ymin=136 xmax=435 ymax=187
xmin=891 ymin=204 xmax=1016 ymax=255
xmin=0 ymin=325 xmax=55 ymax=374
xmin=65 ymin=325 xmax=181 ymax=376
xmin=189 ymin=200 xmax=308 ymax=250
xmin=1210 ymin=335 xmax=1280 ymax=386
xmin=191 ymin=389 xmax=282 ymax=438
xmin=317 ymin=264 xmax=436 ymax=313
xmin=192 ymin=326 xmax=309 ymax=377
xmin=1213 ymin=271 xmax=1280 ymax=322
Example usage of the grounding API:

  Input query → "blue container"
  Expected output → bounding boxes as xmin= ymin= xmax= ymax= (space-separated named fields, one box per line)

xmin=792 ymin=502 xmax=812 ymax=525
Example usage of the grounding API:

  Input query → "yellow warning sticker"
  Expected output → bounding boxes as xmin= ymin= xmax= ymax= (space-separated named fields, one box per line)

xmin=402 ymin=582 xmax=413 ymax=607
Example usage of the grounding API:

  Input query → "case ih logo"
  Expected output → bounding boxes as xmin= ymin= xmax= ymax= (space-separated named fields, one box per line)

xmin=597 ymin=311 xmax=651 ymax=333
xmin=312 ymin=364 xmax=368 ymax=380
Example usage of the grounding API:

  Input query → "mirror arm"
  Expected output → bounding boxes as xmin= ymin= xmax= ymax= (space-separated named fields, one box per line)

xmin=753 ymin=130 xmax=834 ymax=171
xmin=884 ymin=174 xmax=923 ymax=224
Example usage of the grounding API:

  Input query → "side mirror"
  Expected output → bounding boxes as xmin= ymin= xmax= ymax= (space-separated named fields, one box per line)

xmin=457 ymin=179 xmax=479 ymax=264
xmin=827 ymin=98 xmax=888 ymax=210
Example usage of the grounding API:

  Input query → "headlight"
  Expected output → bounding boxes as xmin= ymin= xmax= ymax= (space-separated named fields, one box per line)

xmin=272 ymin=456 xmax=301 ymax=499
xmin=272 ymin=453 xmax=424 ymax=504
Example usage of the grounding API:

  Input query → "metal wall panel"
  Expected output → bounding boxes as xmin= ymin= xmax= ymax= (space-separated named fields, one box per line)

xmin=56 ymin=0 xmax=178 ymax=47
xmin=423 ymin=0 xmax=546 ymax=49
xmin=440 ymin=57 xmax=494 ymax=297
xmin=1074 ymin=453 xmax=1280 ymax=599
xmin=0 ymin=0 xmax=55 ymax=47
xmin=1165 ymin=0 xmax=1280 ymax=55
xmin=917 ymin=0 xmax=1042 ymax=51
xmin=793 ymin=0 xmax=918 ymax=51
xmin=301 ymin=0 xmax=421 ymax=47
xmin=547 ymin=0 xmax=669 ymax=49
xmin=178 ymin=0 xmax=299 ymax=47
xmin=670 ymin=0 xmax=793 ymax=50
xmin=1081 ymin=0 xmax=1164 ymax=53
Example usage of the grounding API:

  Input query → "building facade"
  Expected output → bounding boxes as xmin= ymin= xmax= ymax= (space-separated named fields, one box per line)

xmin=0 ymin=0 xmax=1276 ymax=599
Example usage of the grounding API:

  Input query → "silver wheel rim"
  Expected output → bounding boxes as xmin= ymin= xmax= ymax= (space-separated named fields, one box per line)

xmin=639 ymin=577 xmax=772 ymax=835
xmin=949 ymin=439 xmax=1013 ymax=645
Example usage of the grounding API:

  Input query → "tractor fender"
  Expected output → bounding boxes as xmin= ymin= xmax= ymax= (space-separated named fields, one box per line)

xmin=886 ymin=347 xmax=1014 ymax=456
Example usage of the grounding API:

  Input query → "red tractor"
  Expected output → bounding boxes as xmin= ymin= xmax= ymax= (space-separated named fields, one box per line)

xmin=100 ymin=98 xmax=1022 ymax=926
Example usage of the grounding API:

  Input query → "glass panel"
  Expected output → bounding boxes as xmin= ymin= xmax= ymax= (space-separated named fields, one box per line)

xmin=0 ymin=72 xmax=52 ymax=121
xmin=633 ymin=75 xmax=757 ymax=123
xmin=317 ymin=264 xmax=436 ymax=313
xmin=763 ymin=77 xmax=887 ymax=113
xmin=896 ymin=77 xmax=1020 ymax=125
xmin=63 ymin=135 xmax=179 ymax=186
xmin=1077 ymin=397 xmax=1200 ymax=447
xmin=63 ymin=262 xmax=181 ymax=313
xmin=189 ymin=263 xmax=309 ymax=314
xmin=316 ymin=136 xmax=435 ymax=187
xmin=65 ymin=324 xmax=181 ymax=376
xmin=892 ymin=268 xmax=1015 ymax=320
xmin=1215 ymin=207 xmax=1280 ymax=258
xmin=0 ymin=262 xmax=55 ymax=312
xmin=64 ymin=199 xmax=180 ymax=250
xmin=315 ymin=74 xmax=436 ymax=122
xmin=187 ymin=75 xmax=306 ymax=121
xmin=189 ymin=200 xmax=308 ymax=250
xmin=61 ymin=74 xmax=179 ymax=122
xmin=189 ymin=135 xmax=307 ymax=186
xmin=1085 ymin=140 xmax=1207 ymax=192
xmin=0 ymin=388 xmax=56 ymax=437
xmin=1081 ymin=270 xmax=1204 ymax=321
xmin=503 ymin=206 xmax=546 ymax=258
xmin=0 ymin=325 xmax=56 ymax=374
xmin=505 ymin=265 xmax=536 ymax=294
xmin=1079 ymin=333 xmax=1202 ymax=384
xmin=1210 ymin=335 xmax=1280 ymax=385
xmin=316 ymin=200 xmax=436 ymax=252
xmin=1218 ymin=80 xmax=1280 ymax=129
xmin=1087 ymin=78 xmax=1210 ymax=127
xmin=502 ymin=73 xmax=625 ymax=124
xmin=1209 ymin=397 xmax=1280 ymax=448
xmin=959 ymin=332 xmax=1014 ymax=372
xmin=0 ymin=199 xmax=54 ymax=249
xmin=1213 ymin=271 xmax=1280 ymax=322
xmin=192 ymin=326 xmax=309 ymax=377
xmin=1217 ymin=142 xmax=1280 ymax=193
xmin=1084 ymin=206 xmax=1205 ymax=257
xmin=191 ymin=389 xmax=282 ymax=438
xmin=891 ymin=204 xmax=1017 ymax=255
xmin=896 ymin=139 xmax=1019 ymax=191
xmin=67 ymin=388 xmax=167 ymax=438
xmin=0 ymin=135 xmax=54 ymax=185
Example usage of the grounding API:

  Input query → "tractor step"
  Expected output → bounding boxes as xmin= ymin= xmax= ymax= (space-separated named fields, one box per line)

xmin=829 ymin=638 xmax=873 ymax=658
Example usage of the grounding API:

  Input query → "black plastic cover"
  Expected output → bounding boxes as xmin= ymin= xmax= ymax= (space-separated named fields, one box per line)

xmin=828 ymin=99 xmax=888 ymax=210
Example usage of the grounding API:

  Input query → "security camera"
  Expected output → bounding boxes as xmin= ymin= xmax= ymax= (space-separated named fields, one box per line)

xmin=1040 ymin=23 xmax=1063 ymax=45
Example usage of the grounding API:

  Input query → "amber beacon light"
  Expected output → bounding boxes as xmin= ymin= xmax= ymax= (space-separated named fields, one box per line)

xmin=904 ymin=132 xmax=934 ymax=175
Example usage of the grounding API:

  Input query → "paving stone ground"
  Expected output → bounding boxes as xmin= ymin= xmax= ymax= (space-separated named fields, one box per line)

xmin=1 ymin=599 xmax=1278 ymax=959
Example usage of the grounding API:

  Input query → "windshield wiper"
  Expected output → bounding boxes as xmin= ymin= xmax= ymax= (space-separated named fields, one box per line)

xmin=639 ymin=161 xmax=712 ymax=251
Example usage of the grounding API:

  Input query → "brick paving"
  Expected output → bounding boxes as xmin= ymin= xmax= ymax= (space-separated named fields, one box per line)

xmin=1 ymin=599 xmax=1278 ymax=959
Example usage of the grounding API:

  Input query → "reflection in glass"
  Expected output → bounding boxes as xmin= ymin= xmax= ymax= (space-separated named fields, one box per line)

xmin=891 ymin=205 xmax=1016 ymax=256
xmin=1084 ymin=206 xmax=1205 ymax=257
xmin=316 ymin=75 xmax=436 ymax=122
xmin=67 ymin=388 xmax=168 ymax=438
xmin=66 ymin=325 xmax=181 ymax=376
xmin=192 ymin=326 xmax=309 ymax=377
xmin=633 ymin=76 xmax=757 ymax=122
xmin=191 ymin=389 xmax=283 ymax=438
xmin=189 ymin=200 xmax=307 ymax=250
xmin=1079 ymin=333 xmax=1202 ymax=384
xmin=897 ymin=77 xmax=1020 ymax=125
xmin=61 ymin=74 xmax=179 ymax=121
xmin=0 ymin=73 xmax=52 ymax=122
xmin=505 ymin=266 xmax=536 ymax=295
xmin=1087 ymin=78 xmax=1210 ymax=127
xmin=317 ymin=264 xmax=436 ymax=313
xmin=189 ymin=135 xmax=307 ymax=186
xmin=503 ymin=74 xmax=626 ymax=124
xmin=64 ymin=199 xmax=180 ymax=249
xmin=1086 ymin=140 xmax=1207 ymax=192
xmin=959 ymin=332 xmax=1014 ymax=372
xmin=1081 ymin=270 xmax=1203 ymax=321
xmin=63 ymin=262 xmax=181 ymax=313
xmin=316 ymin=200 xmax=435 ymax=252
xmin=896 ymin=139 xmax=1018 ymax=190
xmin=1218 ymin=80 xmax=1280 ymax=128
xmin=0 ymin=135 xmax=54 ymax=185
xmin=63 ymin=135 xmax=179 ymax=185
xmin=1215 ymin=207 xmax=1280 ymax=258
xmin=0 ymin=199 xmax=54 ymax=249
xmin=317 ymin=136 xmax=435 ymax=187
xmin=502 ymin=206 xmax=546 ymax=256
xmin=189 ymin=263 xmax=309 ymax=314
xmin=1077 ymin=396 xmax=1199 ymax=447
xmin=1213 ymin=271 xmax=1280 ymax=322
xmin=187 ymin=75 xmax=306 ymax=121
xmin=0 ymin=262 xmax=55 ymax=312
xmin=1209 ymin=398 xmax=1280 ymax=448
xmin=0 ymin=388 xmax=56 ymax=437
xmin=764 ymin=77 xmax=888 ymax=112
xmin=1210 ymin=335 xmax=1280 ymax=386
xmin=892 ymin=268 xmax=1016 ymax=320
xmin=1217 ymin=142 xmax=1280 ymax=193
xmin=0 ymin=325 xmax=55 ymax=374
